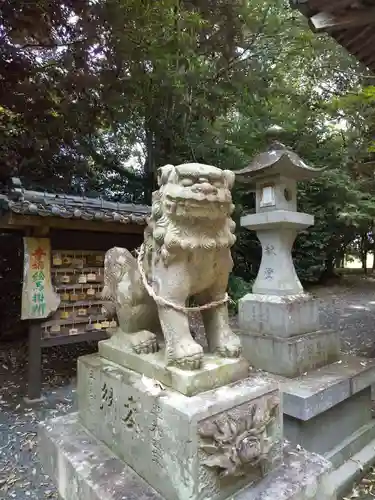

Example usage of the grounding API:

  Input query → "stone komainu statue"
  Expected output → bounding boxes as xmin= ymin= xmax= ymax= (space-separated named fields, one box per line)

xmin=102 ymin=162 xmax=241 ymax=370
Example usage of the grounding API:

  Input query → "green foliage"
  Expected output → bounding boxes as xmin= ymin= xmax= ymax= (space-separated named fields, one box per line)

xmin=228 ymin=274 xmax=253 ymax=313
xmin=1 ymin=0 xmax=375 ymax=282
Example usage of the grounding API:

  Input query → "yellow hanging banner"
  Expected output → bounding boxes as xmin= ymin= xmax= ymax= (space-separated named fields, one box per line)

xmin=21 ymin=238 xmax=60 ymax=320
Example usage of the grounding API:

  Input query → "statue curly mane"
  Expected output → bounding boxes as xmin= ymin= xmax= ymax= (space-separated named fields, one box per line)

xmin=144 ymin=163 xmax=237 ymax=266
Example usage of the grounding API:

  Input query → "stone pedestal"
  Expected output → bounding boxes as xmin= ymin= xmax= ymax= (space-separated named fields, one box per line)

xmin=39 ymin=413 xmax=336 ymax=500
xmin=238 ymin=291 xmax=341 ymax=377
xmin=38 ymin=348 xmax=338 ymax=500
xmin=99 ymin=334 xmax=249 ymax=396
xmin=240 ymin=328 xmax=340 ymax=378
xmin=239 ymin=309 xmax=375 ymax=495
xmin=281 ymin=356 xmax=375 ymax=466
xmin=78 ymin=354 xmax=283 ymax=500
xmin=239 ymin=293 xmax=319 ymax=338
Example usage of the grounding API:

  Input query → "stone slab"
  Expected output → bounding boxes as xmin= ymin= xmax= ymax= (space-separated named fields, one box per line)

xmin=282 ymin=356 xmax=375 ymax=420
xmin=329 ymin=437 xmax=375 ymax=499
xmin=238 ymin=293 xmax=319 ymax=337
xmin=249 ymin=358 xmax=375 ymax=478
xmin=236 ymin=443 xmax=335 ymax=500
xmin=39 ymin=412 xmax=163 ymax=500
xmin=325 ymin=420 xmax=375 ymax=469
xmin=282 ymin=368 xmax=350 ymax=421
xmin=239 ymin=329 xmax=340 ymax=378
xmin=240 ymin=210 xmax=314 ymax=231
xmin=341 ymin=356 xmax=375 ymax=395
xmin=99 ymin=335 xmax=249 ymax=396
xmin=38 ymin=413 xmax=336 ymax=500
xmin=77 ymin=354 xmax=283 ymax=500
xmin=284 ymin=387 xmax=372 ymax=460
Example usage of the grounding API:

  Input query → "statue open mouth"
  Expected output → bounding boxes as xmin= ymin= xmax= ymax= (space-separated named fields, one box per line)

xmin=164 ymin=195 xmax=233 ymax=219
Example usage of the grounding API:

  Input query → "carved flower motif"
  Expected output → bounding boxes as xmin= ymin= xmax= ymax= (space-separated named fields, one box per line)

xmin=198 ymin=396 xmax=279 ymax=478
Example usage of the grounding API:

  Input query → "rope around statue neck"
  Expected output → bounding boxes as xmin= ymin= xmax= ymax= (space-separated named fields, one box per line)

xmin=136 ymin=243 xmax=231 ymax=313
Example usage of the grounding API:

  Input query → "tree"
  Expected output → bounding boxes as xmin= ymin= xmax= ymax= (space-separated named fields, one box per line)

xmin=0 ymin=1 xmax=145 ymax=195
xmin=2 ymin=0 xmax=375 ymax=284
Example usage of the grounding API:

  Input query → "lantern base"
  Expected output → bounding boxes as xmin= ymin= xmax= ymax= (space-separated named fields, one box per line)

xmin=239 ymin=328 xmax=340 ymax=378
xmin=238 ymin=292 xmax=320 ymax=338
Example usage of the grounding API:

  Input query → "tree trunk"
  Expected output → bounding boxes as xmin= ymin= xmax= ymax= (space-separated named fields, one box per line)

xmin=143 ymin=122 xmax=155 ymax=206
xmin=362 ymin=252 xmax=368 ymax=274
xmin=360 ymin=233 xmax=368 ymax=275
xmin=325 ymin=255 xmax=335 ymax=276
xmin=320 ymin=254 xmax=336 ymax=283
xmin=336 ymin=251 xmax=345 ymax=269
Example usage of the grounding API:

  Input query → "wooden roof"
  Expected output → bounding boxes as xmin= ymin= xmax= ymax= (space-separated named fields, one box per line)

xmin=0 ymin=178 xmax=150 ymax=233
xmin=291 ymin=0 xmax=375 ymax=73
xmin=0 ymin=189 xmax=149 ymax=225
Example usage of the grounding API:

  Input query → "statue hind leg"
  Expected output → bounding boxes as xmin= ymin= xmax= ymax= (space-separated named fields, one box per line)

xmin=104 ymin=246 xmax=161 ymax=355
xmin=114 ymin=295 xmax=162 ymax=354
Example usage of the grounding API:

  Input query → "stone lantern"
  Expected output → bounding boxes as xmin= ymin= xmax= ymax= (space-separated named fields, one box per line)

xmin=234 ymin=131 xmax=375 ymax=482
xmin=237 ymin=127 xmax=320 ymax=298
xmin=236 ymin=128 xmax=340 ymax=376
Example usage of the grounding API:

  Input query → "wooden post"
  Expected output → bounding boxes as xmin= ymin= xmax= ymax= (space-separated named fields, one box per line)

xmin=24 ymin=321 xmax=44 ymax=403
xmin=23 ymin=227 xmax=49 ymax=403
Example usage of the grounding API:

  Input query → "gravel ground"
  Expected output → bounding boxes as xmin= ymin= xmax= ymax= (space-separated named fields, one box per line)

xmin=1 ymin=274 xmax=375 ymax=500
xmin=311 ymin=275 xmax=375 ymax=358
xmin=0 ymin=342 xmax=97 ymax=499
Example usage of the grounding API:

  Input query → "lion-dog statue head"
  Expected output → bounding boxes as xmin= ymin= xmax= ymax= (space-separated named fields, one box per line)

xmin=145 ymin=163 xmax=237 ymax=264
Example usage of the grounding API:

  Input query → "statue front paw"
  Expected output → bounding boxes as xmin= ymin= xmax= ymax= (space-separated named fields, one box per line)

xmin=167 ymin=341 xmax=204 ymax=370
xmin=174 ymin=352 xmax=203 ymax=370
xmin=131 ymin=330 xmax=159 ymax=355
xmin=216 ymin=344 xmax=242 ymax=359
xmin=214 ymin=330 xmax=242 ymax=359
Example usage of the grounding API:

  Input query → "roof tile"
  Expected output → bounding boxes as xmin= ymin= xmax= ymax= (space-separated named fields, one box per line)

xmin=0 ymin=189 xmax=150 ymax=225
